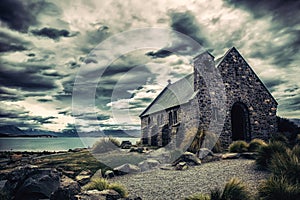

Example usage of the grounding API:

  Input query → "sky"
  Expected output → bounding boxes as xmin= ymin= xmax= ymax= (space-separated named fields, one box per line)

xmin=0 ymin=0 xmax=299 ymax=132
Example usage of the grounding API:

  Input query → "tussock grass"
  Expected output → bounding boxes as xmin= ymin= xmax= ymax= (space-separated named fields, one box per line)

xmin=248 ymin=139 xmax=267 ymax=152
xmin=259 ymin=176 xmax=300 ymax=200
xmin=92 ymin=137 xmax=120 ymax=153
xmin=228 ymin=141 xmax=249 ymax=153
xmin=83 ymin=178 xmax=128 ymax=197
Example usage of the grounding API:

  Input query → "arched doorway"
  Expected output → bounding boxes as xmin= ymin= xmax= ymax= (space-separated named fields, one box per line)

xmin=231 ymin=102 xmax=251 ymax=142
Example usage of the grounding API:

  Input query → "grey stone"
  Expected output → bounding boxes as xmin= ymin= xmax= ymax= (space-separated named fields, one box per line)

xmin=138 ymin=159 xmax=160 ymax=171
xmin=50 ymin=175 xmax=80 ymax=200
xmin=104 ymin=170 xmax=114 ymax=178
xmin=198 ymin=148 xmax=214 ymax=159
xmin=175 ymin=162 xmax=188 ymax=170
xmin=240 ymin=152 xmax=257 ymax=160
xmin=75 ymin=189 xmax=120 ymax=200
xmin=173 ymin=152 xmax=201 ymax=166
xmin=114 ymin=164 xmax=141 ymax=175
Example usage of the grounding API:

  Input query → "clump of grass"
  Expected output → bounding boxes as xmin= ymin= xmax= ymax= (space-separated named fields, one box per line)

xmin=83 ymin=178 xmax=128 ymax=197
xmin=258 ymin=176 xmax=300 ymax=200
xmin=185 ymin=178 xmax=250 ymax=200
xmin=270 ymin=133 xmax=289 ymax=146
xmin=187 ymin=128 xmax=205 ymax=154
xmin=292 ymin=145 xmax=300 ymax=158
xmin=248 ymin=138 xmax=267 ymax=152
xmin=228 ymin=141 xmax=249 ymax=153
xmin=270 ymin=150 xmax=300 ymax=185
xmin=201 ymin=131 xmax=222 ymax=153
xmin=108 ymin=183 xmax=128 ymax=198
xmin=255 ymin=141 xmax=287 ymax=170
xmin=83 ymin=178 xmax=109 ymax=191
xmin=185 ymin=193 xmax=210 ymax=200
xmin=92 ymin=137 xmax=120 ymax=153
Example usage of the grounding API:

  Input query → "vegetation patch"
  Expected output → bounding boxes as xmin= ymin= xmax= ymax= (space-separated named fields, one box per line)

xmin=228 ymin=141 xmax=249 ymax=153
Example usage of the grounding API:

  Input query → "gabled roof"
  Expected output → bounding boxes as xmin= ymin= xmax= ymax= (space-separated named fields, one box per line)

xmin=139 ymin=73 xmax=195 ymax=117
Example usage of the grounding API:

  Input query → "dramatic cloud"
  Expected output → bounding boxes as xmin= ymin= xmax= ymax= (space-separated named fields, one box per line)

xmin=0 ymin=0 xmax=298 ymax=131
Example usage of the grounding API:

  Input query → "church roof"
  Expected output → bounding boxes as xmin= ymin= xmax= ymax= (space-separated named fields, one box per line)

xmin=139 ymin=73 xmax=195 ymax=117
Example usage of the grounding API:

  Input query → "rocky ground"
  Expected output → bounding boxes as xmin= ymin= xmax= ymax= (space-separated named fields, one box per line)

xmin=113 ymin=159 xmax=269 ymax=200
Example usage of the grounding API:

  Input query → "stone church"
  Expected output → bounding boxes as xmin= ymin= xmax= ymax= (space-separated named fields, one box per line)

xmin=139 ymin=47 xmax=278 ymax=148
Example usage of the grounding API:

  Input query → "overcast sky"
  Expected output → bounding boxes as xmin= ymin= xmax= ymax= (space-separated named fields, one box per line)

xmin=0 ymin=0 xmax=299 ymax=132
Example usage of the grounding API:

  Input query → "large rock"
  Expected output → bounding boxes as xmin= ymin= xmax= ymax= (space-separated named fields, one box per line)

xmin=91 ymin=169 xmax=102 ymax=180
xmin=198 ymin=148 xmax=214 ymax=159
xmin=50 ymin=175 xmax=80 ymax=200
xmin=113 ymin=164 xmax=141 ymax=175
xmin=173 ymin=152 xmax=201 ymax=166
xmin=120 ymin=141 xmax=132 ymax=149
xmin=4 ymin=165 xmax=60 ymax=200
xmin=104 ymin=170 xmax=115 ymax=179
xmin=76 ymin=170 xmax=92 ymax=186
xmin=175 ymin=162 xmax=188 ymax=170
xmin=138 ymin=159 xmax=160 ymax=172
xmin=75 ymin=189 xmax=120 ymax=200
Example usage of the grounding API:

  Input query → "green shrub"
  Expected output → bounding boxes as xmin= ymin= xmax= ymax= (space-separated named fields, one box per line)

xmin=201 ymin=131 xmax=223 ymax=153
xmin=258 ymin=176 xmax=300 ymax=200
xmin=228 ymin=141 xmax=249 ymax=153
xmin=270 ymin=150 xmax=300 ymax=184
xmin=83 ymin=178 xmax=109 ymax=191
xmin=185 ymin=193 xmax=210 ymax=200
xmin=219 ymin=178 xmax=250 ymax=200
xmin=187 ymin=129 xmax=206 ymax=154
xmin=92 ymin=137 xmax=120 ymax=153
xmin=270 ymin=133 xmax=289 ymax=146
xmin=255 ymin=141 xmax=287 ymax=170
xmin=248 ymin=138 xmax=267 ymax=152
xmin=292 ymin=145 xmax=300 ymax=158
xmin=83 ymin=178 xmax=128 ymax=197
xmin=108 ymin=183 xmax=128 ymax=198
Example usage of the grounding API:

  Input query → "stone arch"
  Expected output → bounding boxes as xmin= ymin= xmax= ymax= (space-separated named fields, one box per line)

xmin=231 ymin=102 xmax=251 ymax=142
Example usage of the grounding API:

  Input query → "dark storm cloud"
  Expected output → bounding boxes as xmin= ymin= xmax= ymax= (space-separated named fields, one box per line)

xmin=0 ymin=62 xmax=57 ymax=91
xmin=146 ymin=50 xmax=172 ymax=59
xmin=263 ymin=79 xmax=286 ymax=93
xmin=0 ymin=0 xmax=61 ymax=32
xmin=0 ymin=31 xmax=31 ymax=52
xmin=31 ymin=116 xmax=56 ymax=124
xmin=31 ymin=27 xmax=72 ymax=40
xmin=225 ymin=0 xmax=300 ymax=26
xmin=169 ymin=11 xmax=208 ymax=46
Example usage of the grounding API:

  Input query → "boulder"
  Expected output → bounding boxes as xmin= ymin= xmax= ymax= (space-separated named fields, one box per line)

xmin=50 ymin=175 xmax=80 ymax=200
xmin=221 ymin=153 xmax=241 ymax=159
xmin=4 ymin=166 xmax=60 ymax=200
xmin=129 ymin=147 xmax=145 ymax=153
xmin=91 ymin=169 xmax=102 ymax=180
xmin=198 ymin=148 xmax=214 ymax=159
xmin=104 ymin=170 xmax=115 ymax=179
xmin=114 ymin=164 xmax=141 ymax=175
xmin=138 ymin=159 xmax=160 ymax=171
xmin=120 ymin=141 xmax=132 ymax=149
xmin=175 ymin=162 xmax=188 ymax=170
xmin=76 ymin=170 xmax=92 ymax=185
xmin=173 ymin=152 xmax=201 ymax=166
xmin=75 ymin=189 xmax=120 ymax=200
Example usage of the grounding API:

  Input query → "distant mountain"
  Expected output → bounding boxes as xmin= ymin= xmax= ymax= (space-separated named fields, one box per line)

xmin=289 ymin=118 xmax=300 ymax=127
xmin=0 ymin=125 xmax=140 ymax=138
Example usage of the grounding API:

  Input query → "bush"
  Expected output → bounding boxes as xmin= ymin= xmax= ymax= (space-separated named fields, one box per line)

xmin=83 ymin=178 xmax=128 ymax=197
xmin=259 ymin=176 xmax=300 ymax=200
xmin=228 ymin=141 xmax=249 ymax=153
xmin=248 ymin=138 xmax=267 ymax=152
xmin=270 ymin=133 xmax=289 ymax=146
xmin=218 ymin=178 xmax=250 ymax=200
xmin=292 ymin=145 xmax=300 ymax=158
xmin=187 ymin=129 xmax=205 ymax=154
xmin=255 ymin=141 xmax=287 ymax=170
xmin=108 ymin=183 xmax=128 ymax=198
xmin=92 ymin=137 xmax=120 ymax=153
xmin=270 ymin=150 xmax=300 ymax=184
xmin=201 ymin=131 xmax=223 ymax=153
xmin=185 ymin=193 xmax=210 ymax=200
xmin=83 ymin=178 xmax=109 ymax=191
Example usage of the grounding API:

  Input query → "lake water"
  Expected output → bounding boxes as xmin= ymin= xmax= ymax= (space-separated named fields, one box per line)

xmin=0 ymin=137 xmax=140 ymax=152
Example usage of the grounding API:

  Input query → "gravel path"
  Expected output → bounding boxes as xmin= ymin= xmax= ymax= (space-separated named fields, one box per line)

xmin=113 ymin=159 xmax=268 ymax=200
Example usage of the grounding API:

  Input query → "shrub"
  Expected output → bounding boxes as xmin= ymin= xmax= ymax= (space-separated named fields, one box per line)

xmin=83 ymin=178 xmax=128 ymax=197
xmin=258 ymin=176 xmax=300 ymax=200
xmin=255 ymin=141 xmax=287 ymax=170
xmin=270 ymin=150 xmax=300 ymax=184
xmin=83 ymin=178 xmax=109 ymax=191
xmin=92 ymin=137 xmax=120 ymax=153
xmin=270 ymin=133 xmax=289 ymax=146
xmin=248 ymin=138 xmax=267 ymax=152
xmin=185 ymin=193 xmax=210 ymax=200
xmin=187 ymin=129 xmax=205 ymax=154
xmin=201 ymin=131 xmax=223 ymax=153
xmin=108 ymin=183 xmax=128 ymax=198
xmin=292 ymin=145 xmax=300 ymax=158
xmin=219 ymin=178 xmax=250 ymax=200
xmin=228 ymin=141 xmax=249 ymax=153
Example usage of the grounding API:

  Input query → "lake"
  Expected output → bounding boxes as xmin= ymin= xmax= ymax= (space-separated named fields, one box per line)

xmin=0 ymin=137 xmax=140 ymax=152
